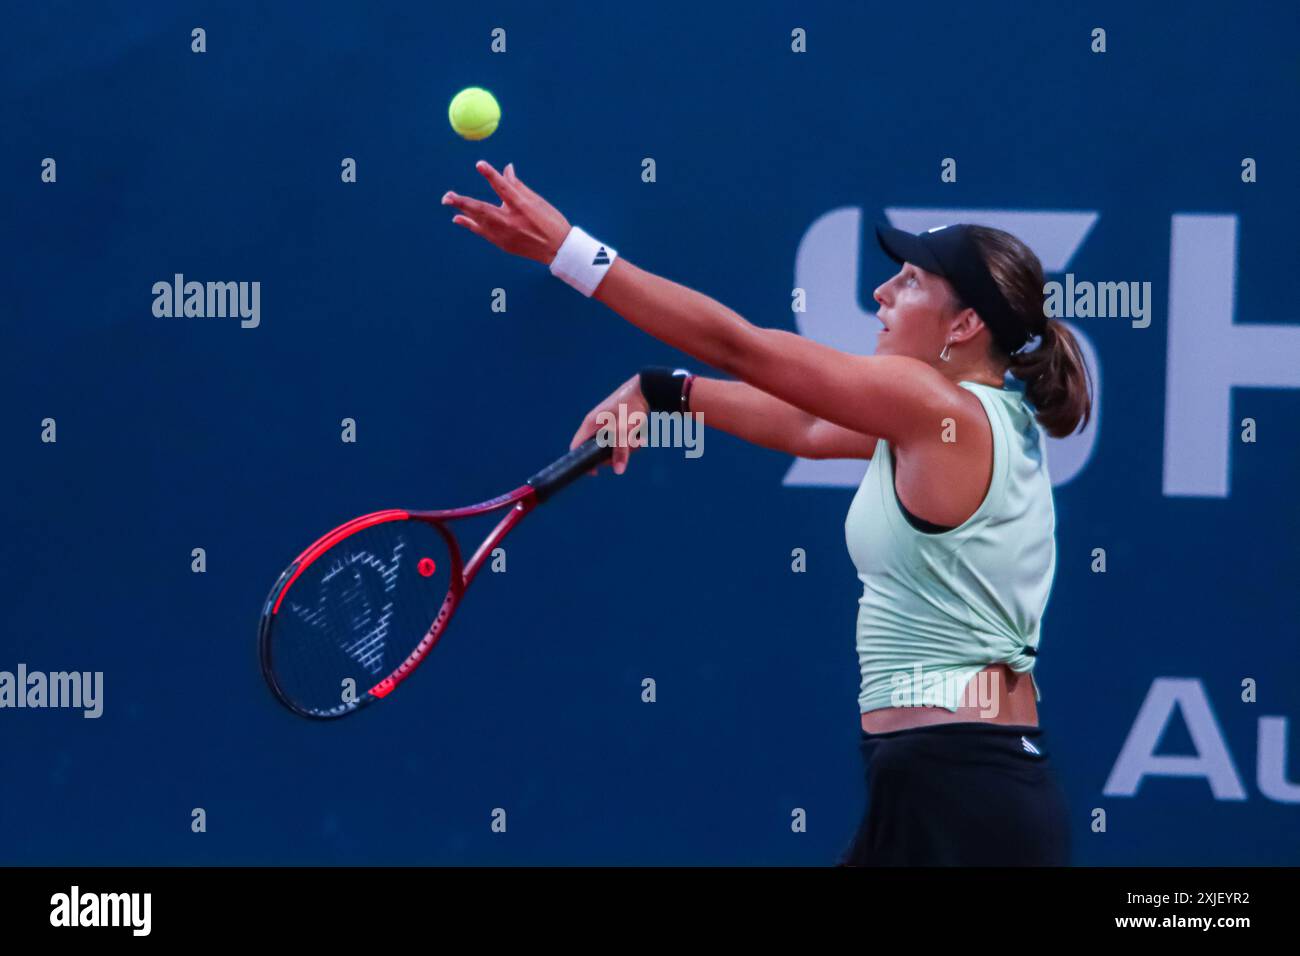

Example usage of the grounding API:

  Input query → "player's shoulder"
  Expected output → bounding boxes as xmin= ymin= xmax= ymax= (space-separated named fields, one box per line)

xmin=893 ymin=377 xmax=994 ymax=461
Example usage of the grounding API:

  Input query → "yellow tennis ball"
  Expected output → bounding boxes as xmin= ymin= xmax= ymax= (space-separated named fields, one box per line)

xmin=448 ymin=87 xmax=501 ymax=141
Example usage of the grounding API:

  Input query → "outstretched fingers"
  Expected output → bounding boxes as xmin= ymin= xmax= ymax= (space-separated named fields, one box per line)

xmin=442 ymin=190 xmax=500 ymax=221
xmin=451 ymin=214 xmax=485 ymax=237
xmin=504 ymin=162 xmax=542 ymax=202
xmin=475 ymin=160 xmax=519 ymax=204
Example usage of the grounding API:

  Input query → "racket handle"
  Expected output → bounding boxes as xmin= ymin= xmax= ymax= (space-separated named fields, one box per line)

xmin=527 ymin=437 xmax=614 ymax=503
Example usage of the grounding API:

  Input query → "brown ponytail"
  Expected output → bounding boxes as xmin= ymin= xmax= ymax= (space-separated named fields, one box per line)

xmin=1007 ymin=319 xmax=1093 ymax=438
xmin=965 ymin=226 xmax=1094 ymax=438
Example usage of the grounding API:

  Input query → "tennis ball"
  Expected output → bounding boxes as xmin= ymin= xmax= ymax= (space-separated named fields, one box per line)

xmin=448 ymin=87 xmax=500 ymax=141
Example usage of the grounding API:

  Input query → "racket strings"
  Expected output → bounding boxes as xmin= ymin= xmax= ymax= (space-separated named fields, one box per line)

xmin=313 ymin=540 xmax=405 ymax=676
xmin=269 ymin=519 xmax=451 ymax=715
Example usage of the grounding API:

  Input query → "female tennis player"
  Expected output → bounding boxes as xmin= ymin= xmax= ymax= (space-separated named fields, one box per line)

xmin=443 ymin=160 xmax=1091 ymax=866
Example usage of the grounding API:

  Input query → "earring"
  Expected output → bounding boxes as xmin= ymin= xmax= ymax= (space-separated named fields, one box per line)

xmin=939 ymin=341 xmax=952 ymax=362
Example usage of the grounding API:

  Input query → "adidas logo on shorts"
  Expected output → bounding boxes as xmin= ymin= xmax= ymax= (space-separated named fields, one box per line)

xmin=1021 ymin=736 xmax=1042 ymax=755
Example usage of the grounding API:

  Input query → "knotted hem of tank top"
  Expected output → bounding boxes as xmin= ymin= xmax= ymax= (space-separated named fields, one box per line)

xmin=1006 ymin=647 xmax=1038 ymax=673
xmin=1004 ymin=650 xmax=1042 ymax=703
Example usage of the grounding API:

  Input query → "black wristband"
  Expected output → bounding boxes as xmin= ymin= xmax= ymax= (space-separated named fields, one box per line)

xmin=639 ymin=366 xmax=691 ymax=413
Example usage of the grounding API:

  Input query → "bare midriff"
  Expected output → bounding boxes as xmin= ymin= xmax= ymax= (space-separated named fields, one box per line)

xmin=859 ymin=663 xmax=1038 ymax=734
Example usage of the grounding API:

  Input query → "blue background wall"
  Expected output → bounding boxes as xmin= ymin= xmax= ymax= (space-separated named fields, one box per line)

xmin=2 ymin=0 xmax=1297 ymax=864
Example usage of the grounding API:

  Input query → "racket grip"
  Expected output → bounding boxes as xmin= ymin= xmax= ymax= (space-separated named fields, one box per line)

xmin=527 ymin=437 xmax=614 ymax=503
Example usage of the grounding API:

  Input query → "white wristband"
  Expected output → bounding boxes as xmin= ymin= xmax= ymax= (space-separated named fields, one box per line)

xmin=549 ymin=226 xmax=618 ymax=297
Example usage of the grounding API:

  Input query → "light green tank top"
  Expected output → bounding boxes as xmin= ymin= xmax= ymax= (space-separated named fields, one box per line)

xmin=844 ymin=380 xmax=1056 ymax=714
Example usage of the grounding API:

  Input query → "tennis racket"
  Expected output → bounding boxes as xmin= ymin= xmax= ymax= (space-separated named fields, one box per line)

xmin=258 ymin=437 xmax=612 ymax=719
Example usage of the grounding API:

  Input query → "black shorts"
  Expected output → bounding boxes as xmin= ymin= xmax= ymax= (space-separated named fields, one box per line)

xmin=837 ymin=722 xmax=1072 ymax=866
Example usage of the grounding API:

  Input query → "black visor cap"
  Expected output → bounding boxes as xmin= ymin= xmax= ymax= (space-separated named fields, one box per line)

xmin=874 ymin=223 xmax=1033 ymax=355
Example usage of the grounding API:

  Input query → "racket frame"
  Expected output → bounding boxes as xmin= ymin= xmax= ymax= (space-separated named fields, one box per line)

xmin=259 ymin=437 xmax=610 ymax=720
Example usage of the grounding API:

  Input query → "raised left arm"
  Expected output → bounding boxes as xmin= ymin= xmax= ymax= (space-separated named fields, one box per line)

xmin=443 ymin=161 xmax=960 ymax=447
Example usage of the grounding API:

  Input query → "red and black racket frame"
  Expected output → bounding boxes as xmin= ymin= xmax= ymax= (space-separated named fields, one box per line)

xmin=258 ymin=437 xmax=612 ymax=719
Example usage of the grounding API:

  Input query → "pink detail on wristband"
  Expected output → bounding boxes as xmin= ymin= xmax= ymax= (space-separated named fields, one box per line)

xmin=681 ymin=374 xmax=697 ymax=413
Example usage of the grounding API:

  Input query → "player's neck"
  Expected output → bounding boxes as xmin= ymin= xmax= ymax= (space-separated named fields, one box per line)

xmin=940 ymin=357 xmax=1005 ymax=389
